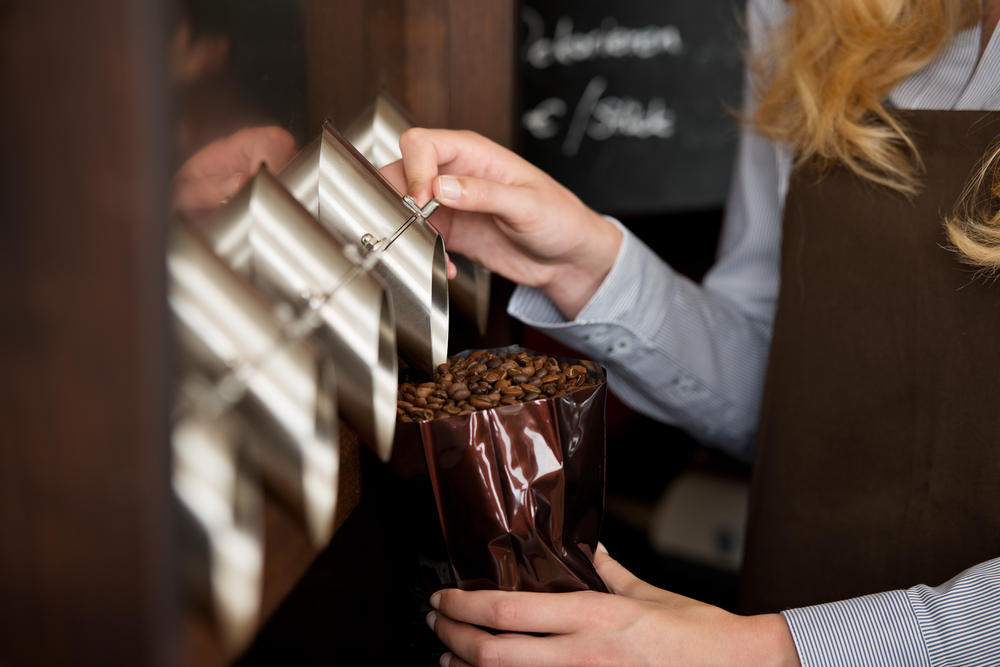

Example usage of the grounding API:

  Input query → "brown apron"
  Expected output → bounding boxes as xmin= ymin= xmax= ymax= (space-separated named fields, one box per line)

xmin=740 ymin=110 xmax=1000 ymax=614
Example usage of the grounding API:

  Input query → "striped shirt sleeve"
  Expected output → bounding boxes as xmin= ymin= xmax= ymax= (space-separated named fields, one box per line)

xmin=782 ymin=558 xmax=1000 ymax=667
xmin=508 ymin=209 xmax=773 ymax=461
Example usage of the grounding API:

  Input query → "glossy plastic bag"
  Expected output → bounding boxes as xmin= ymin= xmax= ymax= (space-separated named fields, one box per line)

xmin=392 ymin=347 xmax=609 ymax=593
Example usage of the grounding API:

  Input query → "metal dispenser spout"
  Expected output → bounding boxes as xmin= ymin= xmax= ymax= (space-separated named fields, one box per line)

xmin=168 ymin=224 xmax=340 ymax=546
xmin=279 ymin=122 xmax=449 ymax=378
xmin=201 ymin=167 xmax=399 ymax=461
xmin=343 ymin=90 xmax=492 ymax=337
xmin=172 ymin=409 xmax=263 ymax=654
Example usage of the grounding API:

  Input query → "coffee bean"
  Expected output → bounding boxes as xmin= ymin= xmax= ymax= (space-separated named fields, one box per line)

xmin=397 ymin=349 xmax=603 ymax=421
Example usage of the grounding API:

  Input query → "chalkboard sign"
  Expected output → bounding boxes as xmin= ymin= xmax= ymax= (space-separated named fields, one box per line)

xmin=521 ymin=0 xmax=745 ymax=214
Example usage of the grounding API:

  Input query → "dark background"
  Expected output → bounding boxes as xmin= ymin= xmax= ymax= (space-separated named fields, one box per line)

xmin=520 ymin=0 xmax=745 ymax=214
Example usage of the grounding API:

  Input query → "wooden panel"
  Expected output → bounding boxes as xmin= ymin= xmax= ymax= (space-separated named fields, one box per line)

xmin=0 ymin=1 xmax=174 ymax=666
xmin=448 ymin=0 xmax=518 ymax=147
xmin=404 ymin=0 xmax=451 ymax=128
xmin=305 ymin=0 xmax=517 ymax=143
xmin=304 ymin=0 xmax=407 ymax=133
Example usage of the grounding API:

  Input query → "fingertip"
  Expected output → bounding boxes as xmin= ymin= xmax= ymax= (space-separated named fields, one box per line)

xmin=430 ymin=591 xmax=442 ymax=610
xmin=448 ymin=260 xmax=457 ymax=280
xmin=440 ymin=652 xmax=453 ymax=667
xmin=436 ymin=175 xmax=462 ymax=202
xmin=597 ymin=542 xmax=609 ymax=555
xmin=426 ymin=610 xmax=438 ymax=631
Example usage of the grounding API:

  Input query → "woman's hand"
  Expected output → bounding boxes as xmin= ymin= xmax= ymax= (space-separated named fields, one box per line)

xmin=425 ymin=547 xmax=801 ymax=667
xmin=382 ymin=128 xmax=622 ymax=320
xmin=172 ymin=126 xmax=297 ymax=224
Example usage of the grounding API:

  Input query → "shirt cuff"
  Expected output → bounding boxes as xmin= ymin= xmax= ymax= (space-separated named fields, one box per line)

xmin=507 ymin=218 xmax=675 ymax=361
xmin=782 ymin=591 xmax=929 ymax=667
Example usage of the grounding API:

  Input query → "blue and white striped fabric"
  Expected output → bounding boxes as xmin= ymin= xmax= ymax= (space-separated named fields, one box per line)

xmin=509 ymin=0 xmax=1000 ymax=662
xmin=784 ymin=558 xmax=1000 ymax=666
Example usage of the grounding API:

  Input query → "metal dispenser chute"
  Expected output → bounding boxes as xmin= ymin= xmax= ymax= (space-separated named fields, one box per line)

xmin=342 ymin=89 xmax=419 ymax=173
xmin=343 ymin=90 xmax=492 ymax=337
xmin=278 ymin=121 xmax=448 ymax=378
xmin=202 ymin=167 xmax=398 ymax=462
xmin=172 ymin=408 xmax=263 ymax=654
xmin=448 ymin=254 xmax=491 ymax=337
xmin=168 ymin=224 xmax=340 ymax=546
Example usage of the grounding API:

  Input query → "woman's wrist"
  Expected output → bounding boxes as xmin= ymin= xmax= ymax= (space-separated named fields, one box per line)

xmin=735 ymin=613 xmax=802 ymax=667
xmin=540 ymin=210 xmax=622 ymax=320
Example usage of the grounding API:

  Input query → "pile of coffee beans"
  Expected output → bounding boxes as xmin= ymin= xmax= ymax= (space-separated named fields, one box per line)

xmin=397 ymin=349 xmax=602 ymax=422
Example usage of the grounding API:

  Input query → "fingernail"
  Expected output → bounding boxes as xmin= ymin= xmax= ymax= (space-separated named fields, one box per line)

xmin=440 ymin=652 xmax=453 ymax=667
xmin=426 ymin=611 xmax=438 ymax=631
xmin=224 ymin=173 xmax=243 ymax=198
xmin=437 ymin=175 xmax=461 ymax=201
xmin=430 ymin=591 xmax=442 ymax=609
xmin=597 ymin=542 xmax=609 ymax=555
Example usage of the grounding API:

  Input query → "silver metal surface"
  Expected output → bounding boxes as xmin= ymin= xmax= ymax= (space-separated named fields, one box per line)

xmin=172 ymin=409 xmax=262 ymax=653
xmin=203 ymin=168 xmax=398 ymax=461
xmin=342 ymin=89 xmax=417 ymax=169
xmin=168 ymin=224 xmax=340 ymax=546
xmin=278 ymin=122 xmax=448 ymax=377
xmin=343 ymin=91 xmax=492 ymax=337
xmin=450 ymin=253 xmax=491 ymax=336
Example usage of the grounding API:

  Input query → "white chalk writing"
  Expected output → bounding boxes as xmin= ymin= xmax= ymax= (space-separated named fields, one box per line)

xmin=523 ymin=77 xmax=677 ymax=157
xmin=522 ymin=8 xmax=683 ymax=69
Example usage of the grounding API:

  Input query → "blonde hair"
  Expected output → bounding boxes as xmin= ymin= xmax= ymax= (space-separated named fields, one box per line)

xmin=945 ymin=142 xmax=1000 ymax=273
xmin=751 ymin=0 xmax=980 ymax=194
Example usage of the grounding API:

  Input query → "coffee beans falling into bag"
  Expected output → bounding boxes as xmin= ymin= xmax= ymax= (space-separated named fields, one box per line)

xmin=396 ymin=348 xmax=602 ymax=422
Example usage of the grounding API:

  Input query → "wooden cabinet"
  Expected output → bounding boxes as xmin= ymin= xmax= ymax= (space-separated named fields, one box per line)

xmin=0 ymin=1 xmax=516 ymax=664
